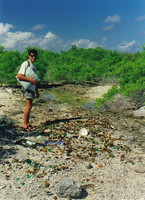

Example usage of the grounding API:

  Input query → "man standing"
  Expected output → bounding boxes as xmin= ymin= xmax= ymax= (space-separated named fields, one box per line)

xmin=17 ymin=49 xmax=39 ymax=131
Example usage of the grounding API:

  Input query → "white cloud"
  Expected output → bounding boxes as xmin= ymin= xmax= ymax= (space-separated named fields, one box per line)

xmin=0 ymin=23 xmax=103 ymax=51
xmin=44 ymin=32 xmax=57 ymax=40
xmin=7 ymin=31 xmax=34 ymax=40
xmin=0 ymin=23 xmax=14 ymax=34
xmin=71 ymin=39 xmax=102 ymax=49
xmin=136 ymin=16 xmax=145 ymax=21
xmin=0 ymin=23 xmax=63 ymax=51
xmin=31 ymin=24 xmax=46 ymax=31
xmin=0 ymin=29 xmax=36 ymax=49
xmin=0 ymin=22 xmax=138 ymax=53
xmin=102 ymin=25 xmax=115 ymax=31
xmin=117 ymin=40 xmax=136 ymax=52
xmin=103 ymin=14 xmax=121 ymax=23
xmin=39 ymin=32 xmax=63 ymax=51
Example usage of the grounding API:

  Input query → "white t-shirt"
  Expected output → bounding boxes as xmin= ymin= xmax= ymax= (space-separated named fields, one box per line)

xmin=18 ymin=60 xmax=36 ymax=74
xmin=18 ymin=61 xmax=37 ymax=92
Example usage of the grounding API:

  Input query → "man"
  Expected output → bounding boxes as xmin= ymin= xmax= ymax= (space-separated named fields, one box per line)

xmin=17 ymin=49 xmax=39 ymax=131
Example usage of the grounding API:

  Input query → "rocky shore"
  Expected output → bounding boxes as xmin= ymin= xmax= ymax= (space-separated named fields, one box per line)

xmin=0 ymin=85 xmax=145 ymax=200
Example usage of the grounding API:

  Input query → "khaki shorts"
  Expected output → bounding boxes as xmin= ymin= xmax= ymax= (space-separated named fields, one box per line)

xmin=23 ymin=89 xmax=35 ymax=99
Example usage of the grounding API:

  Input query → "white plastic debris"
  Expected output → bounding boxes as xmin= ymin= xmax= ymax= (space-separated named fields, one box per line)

xmin=44 ymin=128 xmax=51 ymax=133
xmin=79 ymin=128 xmax=88 ymax=138
xmin=5 ymin=88 xmax=13 ymax=94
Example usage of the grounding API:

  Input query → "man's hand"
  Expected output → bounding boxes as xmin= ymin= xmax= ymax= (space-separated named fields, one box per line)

xmin=29 ymin=78 xmax=37 ymax=84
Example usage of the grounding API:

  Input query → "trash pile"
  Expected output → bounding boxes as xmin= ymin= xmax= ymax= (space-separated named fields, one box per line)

xmin=1 ymin=108 xmax=145 ymax=199
xmin=15 ymin=111 xmax=132 ymax=168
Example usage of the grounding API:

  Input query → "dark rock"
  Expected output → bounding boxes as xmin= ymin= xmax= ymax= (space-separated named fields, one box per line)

xmin=55 ymin=178 xmax=83 ymax=198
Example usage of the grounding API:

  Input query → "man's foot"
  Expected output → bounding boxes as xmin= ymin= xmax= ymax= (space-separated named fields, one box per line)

xmin=22 ymin=125 xmax=36 ymax=131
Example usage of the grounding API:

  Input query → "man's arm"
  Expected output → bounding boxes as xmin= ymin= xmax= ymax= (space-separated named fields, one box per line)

xmin=17 ymin=74 xmax=36 ymax=84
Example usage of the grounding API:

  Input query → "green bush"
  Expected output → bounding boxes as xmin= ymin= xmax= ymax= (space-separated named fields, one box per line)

xmin=0 ymin=44 xmax=145 ymax=106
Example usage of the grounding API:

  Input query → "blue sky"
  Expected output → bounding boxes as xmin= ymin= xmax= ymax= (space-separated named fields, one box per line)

xmin=0 ymin=0 xmax=145 ymax=53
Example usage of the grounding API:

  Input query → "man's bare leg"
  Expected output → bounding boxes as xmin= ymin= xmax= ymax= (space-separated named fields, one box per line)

xmin=23 ymin=99 xmax=33 ymax=129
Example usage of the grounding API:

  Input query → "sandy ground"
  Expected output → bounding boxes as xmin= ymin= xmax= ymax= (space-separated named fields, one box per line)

xmin=0 ymin=86 xmax=145 ymax=200
xmin=84 ymin=85 xmax=113 ymax=99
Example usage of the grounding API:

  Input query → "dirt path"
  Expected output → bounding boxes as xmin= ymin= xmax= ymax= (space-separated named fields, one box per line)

xmin=84 ymin=85 xmax=112 ymax=99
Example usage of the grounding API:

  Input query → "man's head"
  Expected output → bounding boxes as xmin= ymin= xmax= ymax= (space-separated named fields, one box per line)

xmin=28 ymin=49 xmax=38 ymax=62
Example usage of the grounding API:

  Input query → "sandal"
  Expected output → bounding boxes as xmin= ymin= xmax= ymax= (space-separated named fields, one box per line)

xmin=22 ymin=125 xmax=36 ymax=131
xmin=28 ymin=125 xmax=37 ymax=130
xmin=22 ymin=127 xmax=30 ymax=131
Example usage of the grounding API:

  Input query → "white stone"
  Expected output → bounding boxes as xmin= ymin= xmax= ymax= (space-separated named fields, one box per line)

xmin=134 ymin=106 xmax=145 ymax=117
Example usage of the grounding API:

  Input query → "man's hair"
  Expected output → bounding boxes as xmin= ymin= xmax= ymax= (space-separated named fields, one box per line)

xmin=28 ymin=49 xmax=38 ymax=57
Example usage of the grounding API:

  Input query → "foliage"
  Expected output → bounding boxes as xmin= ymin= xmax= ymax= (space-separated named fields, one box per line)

xmin=0 ymin=45 xmax=145 ymax=104
xmin=0 ymin=49 xmax=21 ymax=85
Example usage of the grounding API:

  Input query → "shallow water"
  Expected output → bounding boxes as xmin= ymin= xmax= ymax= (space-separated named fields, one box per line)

xmin=42 ymin=93 xmax=58 ymax=101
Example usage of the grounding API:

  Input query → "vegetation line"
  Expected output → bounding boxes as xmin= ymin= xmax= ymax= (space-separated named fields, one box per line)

xmin=1 ymin=45 xmax=145 ymax=106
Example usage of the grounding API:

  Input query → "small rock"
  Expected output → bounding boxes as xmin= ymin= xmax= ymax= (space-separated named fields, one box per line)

xmin=44 ymin=181 xmax=50 ymax=188
xmin=55 ymin=178 xmax=83 ymax=198
xmin=135 ymin=168 xmax=145 ymax=173
xmin=134 ymin=106 xmax=145 ymax=117
xmin=85 ymin=162 xmax=93 ymax=169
